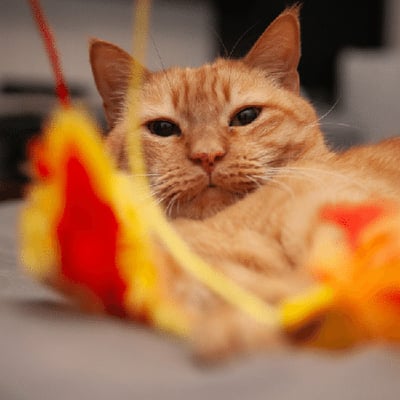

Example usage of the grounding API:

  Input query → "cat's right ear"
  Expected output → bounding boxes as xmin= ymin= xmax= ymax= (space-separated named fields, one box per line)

xmin=89 ymin=39 xmax=149 ymax=128
xmin=243 ymin=6 xmax=301 ymax=93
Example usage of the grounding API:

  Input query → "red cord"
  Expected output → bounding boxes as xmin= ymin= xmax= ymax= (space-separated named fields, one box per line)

xmin=28 ymin=0 xmax=71 ymax=107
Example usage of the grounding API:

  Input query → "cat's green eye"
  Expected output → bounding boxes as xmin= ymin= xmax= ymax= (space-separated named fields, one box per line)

xmin=230 ymin=107 xmax=261 ymax=127
xmin=147 ymin=120 xmax=181 ymax=137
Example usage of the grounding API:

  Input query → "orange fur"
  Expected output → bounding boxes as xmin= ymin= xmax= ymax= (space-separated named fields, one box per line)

xmin=89 ymin=7 xmax=400 ymax=360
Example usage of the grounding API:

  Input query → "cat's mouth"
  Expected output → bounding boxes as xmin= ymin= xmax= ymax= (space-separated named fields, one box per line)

xmin=160 ymin=173 xmax=258 ymax=219
xmin=208 ymin=173 xmax=217 ymax=188
xmin=180 ymin=186 xmax=238 ymax=219
xmin=208 ymin=174 xmax=259 ymax=197
xmin=200 ymin=184 xmax=249 ymax=204
xmin=165 ymin=183 xmax=249 ymax=219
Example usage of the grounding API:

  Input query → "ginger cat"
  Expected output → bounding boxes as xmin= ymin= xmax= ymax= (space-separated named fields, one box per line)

xmin=89 ymin=7 xmax=400 ymax=359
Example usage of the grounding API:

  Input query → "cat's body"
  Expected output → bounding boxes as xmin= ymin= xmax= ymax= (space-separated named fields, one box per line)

xmin=89 ymin=7 xmax=400 ymax=359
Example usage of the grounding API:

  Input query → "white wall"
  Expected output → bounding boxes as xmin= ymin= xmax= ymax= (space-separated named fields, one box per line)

xmin=336 ymin=0 xmax=400 ymax=142
xmin=0 ymin=0 xmax=215 ymax=113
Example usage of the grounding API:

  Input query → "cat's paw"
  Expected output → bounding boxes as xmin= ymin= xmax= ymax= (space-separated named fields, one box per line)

xmin=190 ymin=307 xmax=282 ymax=363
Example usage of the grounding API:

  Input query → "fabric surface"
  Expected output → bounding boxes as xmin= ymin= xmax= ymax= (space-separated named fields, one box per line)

xmin=1 ymin=200 xmax=400 ymax=400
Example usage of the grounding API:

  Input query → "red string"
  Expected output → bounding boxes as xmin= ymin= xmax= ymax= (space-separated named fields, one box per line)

xmin=28 ymin=0 xmax=71 ymax=107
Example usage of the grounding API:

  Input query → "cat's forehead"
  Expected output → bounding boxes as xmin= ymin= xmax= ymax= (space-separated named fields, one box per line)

xmin=153 ymin=60 xmax=268 ymax=97
xmin=140 ymin=59 xmax=275 ymax=120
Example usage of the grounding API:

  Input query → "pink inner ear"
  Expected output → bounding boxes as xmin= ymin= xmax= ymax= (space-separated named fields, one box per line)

xmin=320 ymin=203 xmax=385 ymax=248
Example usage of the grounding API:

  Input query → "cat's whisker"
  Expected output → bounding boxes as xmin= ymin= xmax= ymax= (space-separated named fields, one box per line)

xmin=264 ymin=172 xmax=325 ymax=187
xmin=263 ymin=166 xmax=315 ymax=181
xmin=154 ymin=181 xmax=184 ymax=217
xmin=305 ymin=121 xmax=363 ymax=134
xmin=150 ymin=184 xmax=174 ymax=204
xmin=320 ymin=121 xmax=362 ymax=129
xmin=175 ymin=198 xmax=182 ymax=216
xmin=207 ymin=26 xmax=230 ymax=58
xmin=266 ymin=167 xmax=326 ymax=185
xmin=150 ymin=190 xmax=167 ymax=205
xmin=270 ymin=180 xmax=295 ymax=199
xmin=304 ymin=121 xmax=322 ymax=130
xmin=245 ymin=174 xmax=262 ymax=188
xmin=149 ymin=33 xmax=166 ymax=71
xmin=165 ymin=194 xmax=180 ymax=218
xmin=164 ymin=196 xmax=173 ymax=217
xmin=318 ymin=122 xmax=365 ymax=141
xmin=255 ymin=175 xmax=295 ymax=198
xmin=271 ymin=165 xmax=367 ymax=192
xmin=228 ymin=22 xmax=259 ymax=59
xmin=283 ymin=165 xmax=350 ymax=181
xmin=303 ymin=98 xmax=344 ymax=131
xmin=268 ymin=165 xmax=326 ymax=181
xmin=315 ymin=96 xmax=342 ymax=123
xmin=148 ymin=34 xmax=176 ymax=94
xmin=135 ymin=188 xmax=161 ymax=204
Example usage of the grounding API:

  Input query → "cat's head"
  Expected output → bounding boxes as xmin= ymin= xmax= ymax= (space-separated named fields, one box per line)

xmin=90 ymin=6 xmax=328 ymax=219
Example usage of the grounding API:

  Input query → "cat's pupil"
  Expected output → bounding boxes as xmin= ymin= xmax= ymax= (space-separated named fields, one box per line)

xmin=230 ymin=107 xmax=261 ymax=127
xmin=147 ymin=120 xmax=181 ymax=137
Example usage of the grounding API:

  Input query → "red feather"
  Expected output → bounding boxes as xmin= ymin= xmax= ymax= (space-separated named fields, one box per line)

xmin=321 ymin=203 xmax=385 ymax=248
xmin=57 ymin=155 xmax=127 ymax=316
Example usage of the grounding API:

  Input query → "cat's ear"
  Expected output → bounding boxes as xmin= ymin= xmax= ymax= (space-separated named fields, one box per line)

xmin=89 ymin=39 xmax=149 ymax=128
xmin=243 ymin=6 xmax=301 ymax=93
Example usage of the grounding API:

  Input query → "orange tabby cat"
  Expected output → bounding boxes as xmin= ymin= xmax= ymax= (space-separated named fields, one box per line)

xmin=89 ymin=7 xmax=400 ymax=359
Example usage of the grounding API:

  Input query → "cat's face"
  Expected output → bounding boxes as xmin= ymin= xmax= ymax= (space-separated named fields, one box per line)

xmin=90 ymin=7 xmax=328 ymax=219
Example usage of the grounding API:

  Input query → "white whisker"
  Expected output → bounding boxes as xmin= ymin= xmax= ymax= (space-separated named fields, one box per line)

xmin=316 ymin=97 xmax=342 ymax=123
xmin=264 ymin=165 xmax=366 ymax=192
xmin=245 ymin=174 xmax=262 ymax=188
xmin=165 ymin=194 xmax=180 ymax=218
xmin=266 ymin=167 xmax=326 ymax=185
xmin=255 ymin=174 xmax=295 ymax=198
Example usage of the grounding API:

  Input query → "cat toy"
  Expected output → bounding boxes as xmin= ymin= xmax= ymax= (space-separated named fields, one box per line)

xmin=21 ymin=0 xmax=400 ymax=350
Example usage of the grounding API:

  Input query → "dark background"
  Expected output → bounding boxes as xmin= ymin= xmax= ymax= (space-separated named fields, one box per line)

xmin=215 ymin=0 xmax=384 ymax=102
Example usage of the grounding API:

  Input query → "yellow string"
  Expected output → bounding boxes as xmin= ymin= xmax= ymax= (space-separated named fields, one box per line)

xmin=127 ymin=0 xmax=151 ymax=180
xmin=149 ymin=206 xmax=279 ymax=327
xmin=126 ymin=0 xmax=279 ymax=328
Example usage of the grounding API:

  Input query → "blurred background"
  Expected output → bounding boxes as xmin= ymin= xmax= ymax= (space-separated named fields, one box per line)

xmin=1 ymin=0 xmax=399 ymax=201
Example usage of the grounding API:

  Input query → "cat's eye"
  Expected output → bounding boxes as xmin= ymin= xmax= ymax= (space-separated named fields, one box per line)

xmin=230 ymin=107 xmax=261 ymax=127
xmin=147 ymin=120 xmax=181 ymax=137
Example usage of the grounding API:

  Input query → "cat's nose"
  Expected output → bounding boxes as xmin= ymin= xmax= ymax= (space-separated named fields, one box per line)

xmin=190 ymin=151 xmax=225 ymax=174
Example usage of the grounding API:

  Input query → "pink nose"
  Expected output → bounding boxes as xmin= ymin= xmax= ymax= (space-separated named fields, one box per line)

xmin=190 ymin=151 xmax=225 ymax=174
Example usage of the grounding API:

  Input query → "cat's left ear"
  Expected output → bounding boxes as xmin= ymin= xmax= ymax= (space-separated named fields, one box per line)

xmin=243 ymin=6 xmax=301 ymax=93
xmin=89 ymin=39 xmax=150 ymax=129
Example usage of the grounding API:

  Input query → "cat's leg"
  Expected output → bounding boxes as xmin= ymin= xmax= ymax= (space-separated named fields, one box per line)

xmin=159 ymin=219 xmax=311 ymax=360
xmin=191 ymin=304 xmax=283 ymax=362
xmin=161 ymin=183 xmax=309 ymax=359
xmin=156 ymin=222 xmax=308 ymax=360
xmin=187 ymin=260 xmax=310 ymax=361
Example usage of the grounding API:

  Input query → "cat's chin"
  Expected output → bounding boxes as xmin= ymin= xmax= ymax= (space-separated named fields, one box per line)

xmin=171 ymin=186 xmax=242 ymax=220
